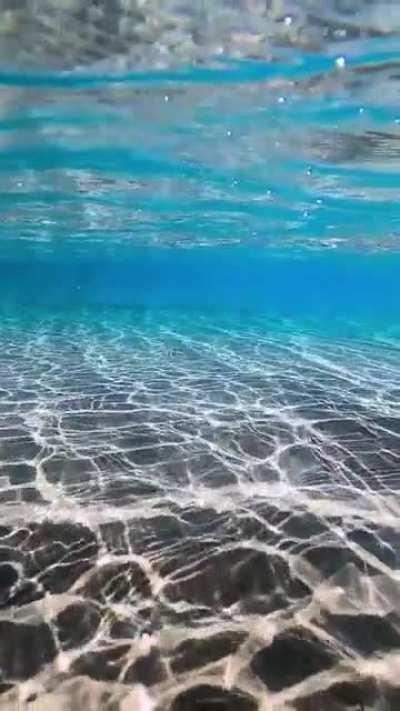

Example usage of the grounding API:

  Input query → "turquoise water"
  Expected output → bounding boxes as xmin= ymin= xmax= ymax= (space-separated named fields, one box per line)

xmin=1 ymin=16 xmax=400 ymax=711
xmin=1 ymin=41 xmax=400 ymax=328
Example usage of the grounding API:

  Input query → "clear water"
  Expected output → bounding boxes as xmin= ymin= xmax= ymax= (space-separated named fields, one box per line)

xmin=1 ymin=3 xmax=400 ymax=710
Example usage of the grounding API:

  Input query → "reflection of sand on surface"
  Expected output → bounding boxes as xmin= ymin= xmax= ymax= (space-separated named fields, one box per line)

xmin=0 ymin=314 xmax=399 ymax=709
xmin=2 ymin=0 xmax=400 ymax=70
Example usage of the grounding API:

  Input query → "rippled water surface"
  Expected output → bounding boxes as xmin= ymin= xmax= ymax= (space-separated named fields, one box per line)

xmin=1 ymin=2 xmax=400 ymax=710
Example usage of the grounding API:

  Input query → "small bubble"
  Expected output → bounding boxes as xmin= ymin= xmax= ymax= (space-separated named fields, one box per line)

xmin=284 ymin=16 xmax=292 ymax=26
xmin=278 ymin=96 xmax=285 ymax=104
xmin=335 ymin=56 xmax=346 ymax=70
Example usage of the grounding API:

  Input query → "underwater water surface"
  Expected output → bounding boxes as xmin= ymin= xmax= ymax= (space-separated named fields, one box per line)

xmin=1 ymin=2 xmax=400 ymax=709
